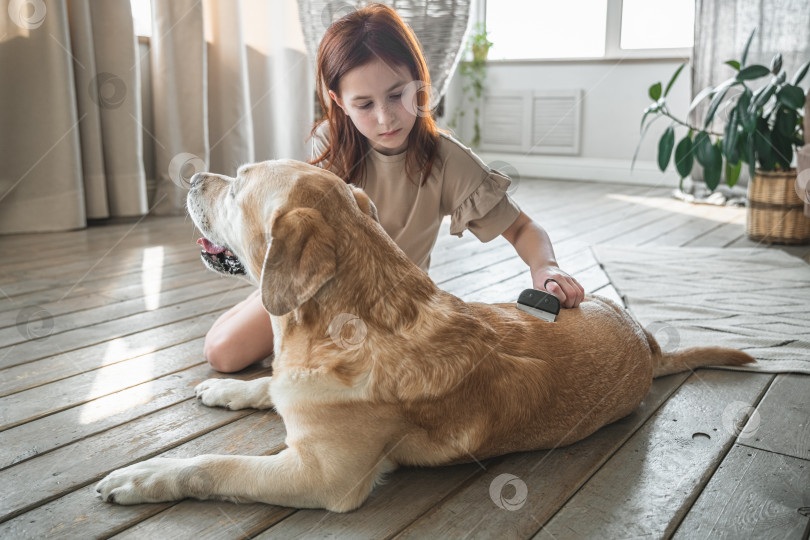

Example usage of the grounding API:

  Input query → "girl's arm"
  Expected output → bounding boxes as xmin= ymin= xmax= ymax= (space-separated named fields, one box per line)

xmin=501 ymin=211 xmax=585 ymax=308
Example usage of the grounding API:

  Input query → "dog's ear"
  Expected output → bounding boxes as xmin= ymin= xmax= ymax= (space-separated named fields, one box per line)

xmin=260 ymin=208 xmax=336 ymax=316
xmin=350 ymin=186 xmax=379 ymax=223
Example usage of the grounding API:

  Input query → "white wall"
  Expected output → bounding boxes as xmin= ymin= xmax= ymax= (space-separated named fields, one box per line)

xmin=440 ymin=57 xmax=692 ymax=187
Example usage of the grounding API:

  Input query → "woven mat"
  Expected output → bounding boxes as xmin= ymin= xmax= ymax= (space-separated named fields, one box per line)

xmin=592 ymin=245 xmax=810 ymax=374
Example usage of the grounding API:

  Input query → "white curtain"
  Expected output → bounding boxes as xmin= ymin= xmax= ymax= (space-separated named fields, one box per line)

xmin=690 ymin=0 xmax=810 ymax=191
xmin=0 ymin=0 xmax=313 ymax=232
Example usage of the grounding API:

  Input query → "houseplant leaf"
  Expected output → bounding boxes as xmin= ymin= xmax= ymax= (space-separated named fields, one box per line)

xmin=736 ymin=64 xmax=771 ymax=81
xmin=694 ymin=131 xmax=713 ymax=164
xmin=754 ymin=118 xmax=774 ymax=170
xmin=694 ymin=132 xmax=723 ymax=191
xmin=632 ymin=114 xmax=664 ymax=171
xmin=776 ymin=84 xmax=805 ymax=109
xmin=771 ymin=130 xmax=793 ymax=169
xmin=791 ymin=60 xmax=810 ymax=85
xmin=741 ymin=28 xmax=756 ymax=68
xmin=750 ymin=81 xmax=777 ymax=115
xmin=729 ymin=129 xmax=744 ymax=166
xmin=702 ymin=143 xmax=723 ymax=191
xmin=736 ymin=88 xmax=755 ymax=131
xmin=640 ymin=104 xmax=661 ymax=132
xmin=725 ymin=159 xmax=742 ymax=188
xmin=649 ymin=82 xmax=662 ymax=101
xmin=774 ymin=107 xmax=797 ymax=137
xmin=770 ymin=53 xmax=783 ymax=74
xmin=725 ymin=60 xmax=741 ymax=71
xmin=658 ymin=126 xmax=675 ymax=171
xmin=674 ymin=135 xmax=694 ymax=178
xmin=746 ymin=131 xmax=756 ymax=178
xmin=723 ymin=107 xmax=740 ymax=163
xmin=664 ymin=63 xmax=686 ymax=97
xmin=763 ymin=100 xmax=779 ymax=120
xmin=688 ymin=86 xmax=715 ymax=113
xmin=690 ymin=77 xmax=737 ymax=117
xmin=704 ymin=84 xmax=737 ymax=128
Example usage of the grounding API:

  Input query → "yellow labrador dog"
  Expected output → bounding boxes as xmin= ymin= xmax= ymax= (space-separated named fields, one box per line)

xmin=96 ymin=159 xmax=754 ymax=511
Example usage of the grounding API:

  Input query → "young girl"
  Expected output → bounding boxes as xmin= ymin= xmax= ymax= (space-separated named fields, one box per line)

xmin=203 ymin=3 xmax=584 ymax=373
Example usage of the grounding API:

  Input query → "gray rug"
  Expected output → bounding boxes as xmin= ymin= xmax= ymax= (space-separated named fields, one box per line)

xmin=592 ymin=245 xmax=810 ymax=374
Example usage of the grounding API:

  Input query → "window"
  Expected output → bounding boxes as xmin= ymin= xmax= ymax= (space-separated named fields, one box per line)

xmin=130 ymin=0 xmax=152 ymax=37
xmin=487 ymin=1 xmax=608 ymax=60
xmin=485 ymin=0 xmax=694 ymax=61
xmin=620 ymin=0 xmax=694 ymax=50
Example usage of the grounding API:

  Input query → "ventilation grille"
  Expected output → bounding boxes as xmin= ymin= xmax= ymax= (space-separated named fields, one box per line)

xmin=480 ymin=95 xmax=525 ymax=147
xmin=479 ymin=90 xmax=582 ymax=155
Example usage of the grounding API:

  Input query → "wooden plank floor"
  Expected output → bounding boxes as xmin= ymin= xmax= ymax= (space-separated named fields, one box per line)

xmin=1 ymin=178 xmax=808 ymax=539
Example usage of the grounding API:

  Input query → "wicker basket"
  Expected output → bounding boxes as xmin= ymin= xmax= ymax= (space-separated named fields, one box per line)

xmin=746 ymin=168 xmax=810 ymax=244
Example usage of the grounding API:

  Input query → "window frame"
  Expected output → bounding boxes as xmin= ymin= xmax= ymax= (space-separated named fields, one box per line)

xmin=482 ymin=0 xmax=692 ymax=63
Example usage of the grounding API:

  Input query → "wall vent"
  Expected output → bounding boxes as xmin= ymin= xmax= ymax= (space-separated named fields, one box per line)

xmin=479 ymin=89 xmax=582 ymax=155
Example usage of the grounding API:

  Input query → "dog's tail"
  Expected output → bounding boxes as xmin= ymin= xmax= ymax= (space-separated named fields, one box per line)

xmin=644 ymin=328 xmax=755 ymax=377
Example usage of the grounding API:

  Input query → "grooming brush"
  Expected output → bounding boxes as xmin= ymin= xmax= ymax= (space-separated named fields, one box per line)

xmin=516 ymin=288 xmax=560 ymax=322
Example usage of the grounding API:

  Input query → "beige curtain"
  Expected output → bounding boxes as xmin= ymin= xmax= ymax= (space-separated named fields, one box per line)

xmin=242 ymin=0 xmax=312 ymax=164
xmin=148 ymin=0 xmax=210 ymax=214
xmin=801 ymin=93 xmax=810 ymax=216
xmin=150 ymin=0 xmax=313 ymax=215
xmin=0 ymin=0 xmax=146 ymax=233
xmin=71 ymin=0 xmax=149 ymax=220
xmin=0 ymin=0 xmax=313 ymax=231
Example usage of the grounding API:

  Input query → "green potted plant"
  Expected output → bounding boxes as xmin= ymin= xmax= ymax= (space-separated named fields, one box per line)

xmin=448 ymin=22 xmax=492 ymax=148
xmin=636 ymin=28 xmax=810 ymax=244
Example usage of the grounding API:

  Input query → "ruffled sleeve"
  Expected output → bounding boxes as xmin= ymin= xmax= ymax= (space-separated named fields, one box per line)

xmin=448 ymin=167 xmax=522 ymax=242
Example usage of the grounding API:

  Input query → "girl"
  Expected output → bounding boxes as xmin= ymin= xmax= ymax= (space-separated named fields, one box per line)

xmin=203 ymin=3 xmax=584 ymax=373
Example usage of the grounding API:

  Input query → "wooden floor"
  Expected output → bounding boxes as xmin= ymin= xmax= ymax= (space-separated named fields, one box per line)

xmin=1 ymin=178 xmax=808 ymax=539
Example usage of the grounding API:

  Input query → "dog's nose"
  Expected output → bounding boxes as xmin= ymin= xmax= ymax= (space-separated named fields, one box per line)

xmin=190 ymin=172 xmax=205 ymax=186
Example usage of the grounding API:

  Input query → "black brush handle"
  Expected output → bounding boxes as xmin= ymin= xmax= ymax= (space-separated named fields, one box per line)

xmin=517 ymin=288 xmax=561 ymax=315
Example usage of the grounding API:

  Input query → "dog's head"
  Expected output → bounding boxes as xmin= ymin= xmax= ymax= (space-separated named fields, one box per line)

xmin=187 ymin=159 xmax=379 ymax=316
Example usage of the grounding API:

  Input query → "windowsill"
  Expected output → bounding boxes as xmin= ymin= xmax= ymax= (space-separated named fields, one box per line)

xmin=486 ymin=48 xmax=692 ymax=65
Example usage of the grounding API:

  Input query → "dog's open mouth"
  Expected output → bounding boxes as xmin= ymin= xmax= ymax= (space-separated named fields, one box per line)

xmin=197 ymin=238 xmax=246 ymax=275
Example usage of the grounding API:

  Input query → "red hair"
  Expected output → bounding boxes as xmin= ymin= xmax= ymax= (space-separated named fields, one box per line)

xmin=308 ymin=3 xmax=440 ymax=187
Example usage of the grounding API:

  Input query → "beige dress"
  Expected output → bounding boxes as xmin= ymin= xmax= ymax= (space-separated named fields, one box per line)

xmin=311 ymin=124 xmax=521 ymax=271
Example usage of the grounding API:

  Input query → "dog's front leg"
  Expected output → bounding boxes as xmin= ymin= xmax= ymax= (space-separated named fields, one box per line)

xmin=96 ymin=448 xmax=392 ymax=512
xmin=195 ymin=377 xmax=273 ymax=410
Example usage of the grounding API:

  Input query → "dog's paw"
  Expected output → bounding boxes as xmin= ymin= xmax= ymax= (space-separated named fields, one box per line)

xmin=96 ymin=458 xmax=187 ymax=505
xmin=195 ymin=378 xmax=254 ymax=410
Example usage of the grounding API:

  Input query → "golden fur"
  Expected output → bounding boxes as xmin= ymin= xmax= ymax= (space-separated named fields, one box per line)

xmin=96 ymin=159 xmax=754 ymax=511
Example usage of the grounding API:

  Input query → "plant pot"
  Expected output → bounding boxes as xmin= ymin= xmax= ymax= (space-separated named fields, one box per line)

xmin=746 ymin=168 xmax=810 ymax=244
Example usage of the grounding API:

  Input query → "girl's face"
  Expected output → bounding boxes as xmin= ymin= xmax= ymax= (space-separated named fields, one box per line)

xmin=329 ymin=58 xmax=418 ymax=156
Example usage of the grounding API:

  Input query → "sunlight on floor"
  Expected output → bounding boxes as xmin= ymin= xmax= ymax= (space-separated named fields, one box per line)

xmin=79 ymin=340 xmax=154 ymax=425
xmin=605 ymin=193 xmax=740 ymax=223
xmin=141 ymin=246 xmax=164 ymax=310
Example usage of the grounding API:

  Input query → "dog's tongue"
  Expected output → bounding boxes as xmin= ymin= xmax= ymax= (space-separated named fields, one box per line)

xmin=197 ymin=238 xmax=226 ymax=254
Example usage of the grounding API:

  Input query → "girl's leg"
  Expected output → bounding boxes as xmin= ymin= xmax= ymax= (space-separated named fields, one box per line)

xmin=204 ymin=290 xmax=275 ymax=373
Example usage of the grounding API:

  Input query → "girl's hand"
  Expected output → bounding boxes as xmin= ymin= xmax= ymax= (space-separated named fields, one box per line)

xmin=531 ymin=265 xmax=584 ymax=309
